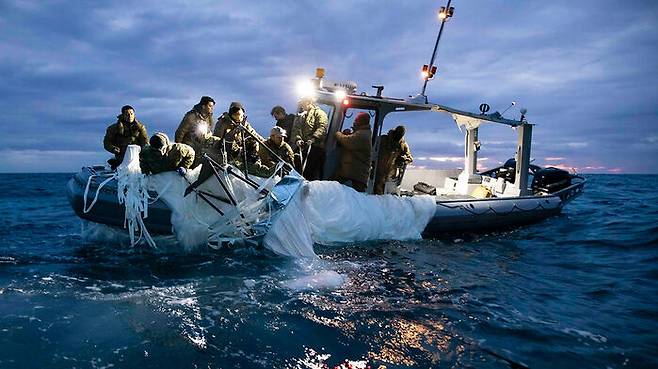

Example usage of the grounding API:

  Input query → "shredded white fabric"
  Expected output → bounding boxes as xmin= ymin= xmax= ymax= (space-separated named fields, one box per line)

xmin=116 ymin=145 xmax=156 ymax=249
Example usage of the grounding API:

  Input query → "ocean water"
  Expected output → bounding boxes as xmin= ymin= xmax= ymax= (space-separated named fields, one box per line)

xmin=0 ymin=173 xmax=656 ymax=369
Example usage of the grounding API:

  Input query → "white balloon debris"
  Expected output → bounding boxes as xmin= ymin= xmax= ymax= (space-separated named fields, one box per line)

xmin=84 ymin=145 xmax=436 ymax=257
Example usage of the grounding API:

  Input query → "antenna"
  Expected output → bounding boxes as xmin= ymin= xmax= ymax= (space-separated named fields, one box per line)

xmin=501 ymin=101 xmax=516 ymax=116
xmin=419 ymin=0 xmax=455 ymax=99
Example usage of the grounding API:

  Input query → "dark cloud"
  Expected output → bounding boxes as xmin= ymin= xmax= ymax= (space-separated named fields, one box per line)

xmin=0 ymin=0 xmax=656 ymax=173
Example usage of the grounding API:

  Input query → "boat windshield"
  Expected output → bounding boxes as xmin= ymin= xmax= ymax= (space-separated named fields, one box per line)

xmin=342 ymin=108 xmax=375 ymax=131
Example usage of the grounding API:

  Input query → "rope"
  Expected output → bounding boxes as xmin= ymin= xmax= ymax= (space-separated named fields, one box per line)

xmin=83 ymin=173 xmax=117 ymax=213
xmin=436 ymin=199 xmax=551 ymax=216
xmin=147 ymin=176 xmax=175 ymax=204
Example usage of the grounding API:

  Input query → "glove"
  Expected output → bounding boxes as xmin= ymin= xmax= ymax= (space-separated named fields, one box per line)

xmin=176 ymin=167 xmax=187 ymax=176
xmin=296 ymin=139 xmax=304 ymax=147
xmin=396 ymin=156 xmax=410 ymax=166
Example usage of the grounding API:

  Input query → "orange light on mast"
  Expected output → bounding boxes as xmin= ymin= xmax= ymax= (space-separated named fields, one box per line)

xmin=421 ymin=64 xmax=438 ymax=79
xmin=421 ymin=64 xmax=430 ymax=79
xmin=429 ymin=65 xmax=437 ymax=78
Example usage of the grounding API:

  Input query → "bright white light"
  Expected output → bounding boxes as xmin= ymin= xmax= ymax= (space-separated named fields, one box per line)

xmin=334 ymin=89 xmax=347 ymax=101
xmin=421 ymin=71 xmax=429 ymax=79
xmin=196 ymin=123 xmax=208 ymax=135
xmin=296 ymin=79 xmax=316 ymax=99
xmin=439 ymin=11 xmax=447 ymax=20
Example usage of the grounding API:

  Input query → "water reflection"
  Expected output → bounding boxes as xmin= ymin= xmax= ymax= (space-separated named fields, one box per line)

xmin=146 ymin=284 xmax=208 ymax=349
xmin=366 ymin=318 xmax=451 ymax=367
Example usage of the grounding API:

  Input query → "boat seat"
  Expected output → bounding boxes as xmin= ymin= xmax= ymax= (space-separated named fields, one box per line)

xmin=413 ymin=181 xmax=437 ymax=195
xmin=495 ymin=177 xmax=506 ymax=194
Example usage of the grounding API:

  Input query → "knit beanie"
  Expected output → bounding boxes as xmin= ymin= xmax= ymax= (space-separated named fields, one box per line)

xmin=228 ymin=101 xmax=244 ymax=116
xmin=353 ymin=112 xmax=371 ymax=128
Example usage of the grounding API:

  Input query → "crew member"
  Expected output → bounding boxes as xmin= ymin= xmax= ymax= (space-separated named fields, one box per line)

xmin=140 ymin=133 xmax=195 ymax=175
xmin=103 ymin=105 xmax=148 ymax=169
xmin=213 ymin=101 xmax=263 ymax=162
xmin=291 ymin=97 xmax=328 ymax=180
xmin=334 ymin=112 xmax=372 ymax=192
xmin=270 ymin=105 xmax=296 ymax=144
xmin=259 ymin=126 xmax=295 ymax=168
xmin=174 ymin=96 xmax=218 ymax=167
xmin=235 ymin=137 xmax=274 ymax=178
xmin=374 ymin=125 xmax=413 ymax=195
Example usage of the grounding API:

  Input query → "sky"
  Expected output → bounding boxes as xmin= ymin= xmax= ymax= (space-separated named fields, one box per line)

xmin=1 ymin=0 xmax=657 ymax=173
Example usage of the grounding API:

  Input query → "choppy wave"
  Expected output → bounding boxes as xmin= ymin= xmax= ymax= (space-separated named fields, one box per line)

xmin=0 ymin=174 xmax=657 ymax=368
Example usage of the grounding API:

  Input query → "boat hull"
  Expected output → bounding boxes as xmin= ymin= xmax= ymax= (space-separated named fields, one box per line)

xmin=423 ymin=196 xmax=562 ymax=236
xmin=66 ymin=167 xmax=585 ymax=240
xmin=66 ymin=167 xmax=173 ymax=234
xmin=423 ymin=178 xmax=585 ymax=236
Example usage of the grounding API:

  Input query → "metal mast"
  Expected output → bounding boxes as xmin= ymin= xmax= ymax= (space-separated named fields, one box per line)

xmin=420 ymin=0 xmax=454 ymax=98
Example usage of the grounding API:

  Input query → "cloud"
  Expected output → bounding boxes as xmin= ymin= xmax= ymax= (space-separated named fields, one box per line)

xmin=416 ymin=156 xmax=463 ymax=163
xmin=0 ymin=0 xmax=657 ymax=173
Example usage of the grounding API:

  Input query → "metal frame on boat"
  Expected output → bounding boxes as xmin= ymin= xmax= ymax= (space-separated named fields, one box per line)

xmin=298 ymin=71 xmax=586 ymax=235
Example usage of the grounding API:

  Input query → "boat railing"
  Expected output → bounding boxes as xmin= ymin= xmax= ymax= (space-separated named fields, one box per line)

xmin=552 ymin=175 xmax=587 ymax=205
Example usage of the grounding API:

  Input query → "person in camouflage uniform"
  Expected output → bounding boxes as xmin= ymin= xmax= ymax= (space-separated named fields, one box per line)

xmin=174 ymin=96 xmax=221 ymax=167
xmin=334 ymin=112 xmax=372 ymax=192
xmin=374 ymin=125 xmax=413 ymax=195
xmin=270 ymin=105 xmax=296 ymax=145
xmin=291 ymin=97 xmax=328 ymax=180
xmin=139 ymin=133 xmax=195 ymax=175
xmin=259 ymin=126 xmax=294 ymax=168
xmin=213 ymin=101 xmax=263 ymax=162
xmin=103 ymin=105 xmax=148 ymax=169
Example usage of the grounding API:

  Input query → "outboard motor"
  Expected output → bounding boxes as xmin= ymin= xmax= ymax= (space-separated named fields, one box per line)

xmin=531 ymin=167 xmax=572 ymax=194
xmin=494 ymin=158 xmax=541 ymax=183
